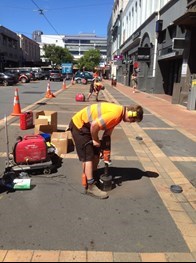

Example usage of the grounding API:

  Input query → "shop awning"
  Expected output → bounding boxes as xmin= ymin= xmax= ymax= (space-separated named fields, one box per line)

xmin=174 ymin=11 xmax=196 ymax=26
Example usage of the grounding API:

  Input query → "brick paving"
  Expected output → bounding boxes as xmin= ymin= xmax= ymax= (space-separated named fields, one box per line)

xmin=109 ymin=80 xmax=196 ymax=138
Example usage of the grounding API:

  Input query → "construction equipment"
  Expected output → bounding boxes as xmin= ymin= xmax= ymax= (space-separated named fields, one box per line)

xmin=62 ymin=78 xmax=66 ymax=90
xmin=0 ymin=115 xmax=32 ymax=190
xmin=45 ymin=82 xmax=55 ymax=98
xmin=99 ymin=135 xmax=113 ymax=191
xmin=11 ymin=88 xmax=22 ymax=116
xmin=11 ymin=134 xmax=54 ymax=175
xmin=75 ymin=93 xmax=85 ymax=102
xmin=82 ymin=136 xmax=122 ymax=191
xmin=0 ymin=116 xmax=56 ymax=190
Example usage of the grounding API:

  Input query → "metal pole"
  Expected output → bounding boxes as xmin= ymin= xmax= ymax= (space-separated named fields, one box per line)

xmin=4 ymin=115 xmax=10 ymax=167
xmin=152 ymin=0 xmax=161 ymax=78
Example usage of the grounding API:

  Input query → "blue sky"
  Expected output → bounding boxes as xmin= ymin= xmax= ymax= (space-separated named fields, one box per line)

xmin=0 ymin=0 xmax=114 ymax=38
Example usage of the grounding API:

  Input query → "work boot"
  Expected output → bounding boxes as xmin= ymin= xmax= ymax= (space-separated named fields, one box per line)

xmin=86 ymin=183 xmax=108 ymax=199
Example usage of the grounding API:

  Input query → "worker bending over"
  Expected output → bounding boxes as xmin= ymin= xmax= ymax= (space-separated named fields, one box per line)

xmin=69 ymin=102 xmax=143 ymax=199
xmin=86 ymin=78 xmax=104 ymax=102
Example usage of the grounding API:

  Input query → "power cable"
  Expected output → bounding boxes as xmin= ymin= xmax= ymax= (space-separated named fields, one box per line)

xmin=30 ymin=0 xmax=61 ymax=37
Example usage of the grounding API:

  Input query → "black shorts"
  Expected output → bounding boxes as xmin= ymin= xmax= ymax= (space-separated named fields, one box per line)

xmin=89 ymin=84 xmax=94 ymax=93
xmin=69 ymin=120 xmax=100 ymax=162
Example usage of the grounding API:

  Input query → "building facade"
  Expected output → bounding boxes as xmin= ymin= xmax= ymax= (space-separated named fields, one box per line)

xmin=34 ymin=32 xmax=107 ymax=67
xmin=18 ymin=34 xmax=41 ymax=66
xmin=0 ymin=26 xmax=21 ymax=70
xmin=110 ymin=0 xmax=129 ymax=80
xmin=63 ymin=34 xmax=107 ymax=62
xmin=0 ymin=26 xmax=41 ymax=70
xmin=108 ymin=0 xmax=196 ymax=108
xmin=32 ymin=31 xmax=65 ymax=64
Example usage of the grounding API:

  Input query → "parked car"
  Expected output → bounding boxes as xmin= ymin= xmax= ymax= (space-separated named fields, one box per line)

xmin=49 ymin=70 xmax=63 ymax=81
xmin=18 ymin=72 xmax=31 ymax=83
xmin=42 ymin=70 xmax=50 ymax=80
xmin=33 ymin=70 xmax=45 ymax=80
xmin=19 ymin=70 xmax=36 ymax=81
xmin=0 ymin=72 xmax=18 ymax=86
xmin=4 ymin=69 xmax=31 ymax=83
xmin=74 ymin=71 xmax=94 ymax=84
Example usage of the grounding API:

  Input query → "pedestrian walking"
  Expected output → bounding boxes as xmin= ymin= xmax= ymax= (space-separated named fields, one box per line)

xmin=131 ymin=72 xmax=138 ymax=93
xmin=68 ymin=102 xmax=144 ymax=199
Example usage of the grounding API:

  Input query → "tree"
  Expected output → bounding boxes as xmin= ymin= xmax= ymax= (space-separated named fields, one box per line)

xmin=43 ymin=45 xmax=74 ymax=67
xmin=77 ymin=49 xmax=101 ymax=71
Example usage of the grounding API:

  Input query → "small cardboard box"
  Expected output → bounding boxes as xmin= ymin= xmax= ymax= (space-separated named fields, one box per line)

xmin=35 ymin=111 xmax=57 ymax=132
xmin=34 ymin=124 xmax=54 ymax=135
xmin=51 ymin=132 xmax=68 ymax=156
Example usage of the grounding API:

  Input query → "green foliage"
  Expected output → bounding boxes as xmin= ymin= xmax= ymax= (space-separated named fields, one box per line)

xmin=43 ymin=45 xmax=74 ymax=67
xmin=77 ymin=49 xmax=101 ymax=71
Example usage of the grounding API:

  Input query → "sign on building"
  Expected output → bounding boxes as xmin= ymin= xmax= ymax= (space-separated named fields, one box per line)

xmin=137 ymin=47 xmax=150 ymax=62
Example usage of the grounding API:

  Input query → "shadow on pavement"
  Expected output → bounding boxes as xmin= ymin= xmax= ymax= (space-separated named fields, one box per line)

xmin=95 ymin=167 xmax=159 ymax=182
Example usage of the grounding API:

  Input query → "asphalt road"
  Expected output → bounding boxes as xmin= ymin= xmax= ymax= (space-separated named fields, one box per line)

xmin=0 ymin=80 xmax=195 ymax=257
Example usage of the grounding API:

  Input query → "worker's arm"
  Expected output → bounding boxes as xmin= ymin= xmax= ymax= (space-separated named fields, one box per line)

xmin=103 ymin=128 xmax=114 ymax=137
xmin=90 ymin=120 xmax=101 ymax=147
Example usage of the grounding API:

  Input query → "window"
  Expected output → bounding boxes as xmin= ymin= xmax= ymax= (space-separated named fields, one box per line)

xmin=65 ymin=39 xmax=79 ymax=44
xmin=80 ymin=40 xmax=90 ymax=44
xmin=168 ymin=25 xmax=176 ymax=39
xmin=158 ymin=29 xmax=166 ymax=44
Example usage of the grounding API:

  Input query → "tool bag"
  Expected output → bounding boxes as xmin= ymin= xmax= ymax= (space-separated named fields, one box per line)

xmin=13 ymin=134 xmax=48 ymax=164
xmin=75 ymin=93 xmax=85 ymax=102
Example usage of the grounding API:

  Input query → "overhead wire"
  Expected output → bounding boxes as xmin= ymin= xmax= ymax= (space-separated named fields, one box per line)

xmin=30 ymin=0 xmax=61 ymax=37
xmin=1 ymin=0 xmax=113 ymax=37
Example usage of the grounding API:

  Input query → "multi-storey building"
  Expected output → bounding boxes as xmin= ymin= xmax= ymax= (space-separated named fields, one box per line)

xmin=0 ymin=26 xmax=21 ymax=70
xmin=63 ymin=34 xmax=107 ymax=62
xmin=18 ymin=34 xmax=41 ymax=66
xmin=32 ymin=31 xmax=65 ymax=64
xmin=108 ymin=0 xmax=196 ymax=108
xmin=110 ymin=0 xmax=129 ymax=80
xmin=0 ymin=26 xmax=41 ymax=70
xmin=33 ymin=31 xmax=107 ymax=66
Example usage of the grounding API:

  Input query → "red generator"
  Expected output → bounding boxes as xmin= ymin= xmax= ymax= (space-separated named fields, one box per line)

xmin=20 ymin=111 xmax=34 ymax=130
xmin=13 ymin=135 xmax=48 ymax=165
xmin=75 ymin=93 xmax=85 ymax=102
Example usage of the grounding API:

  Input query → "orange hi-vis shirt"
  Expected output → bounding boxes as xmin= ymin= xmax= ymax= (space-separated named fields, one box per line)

xmin=72 ymin=103 xmax=124 ymax=130
xmin=93 ymin=72 xmax=99 ymax=78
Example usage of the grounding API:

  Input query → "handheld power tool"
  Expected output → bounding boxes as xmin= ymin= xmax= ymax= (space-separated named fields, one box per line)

xmin=99 ymin=135 xmax=113 ymax=191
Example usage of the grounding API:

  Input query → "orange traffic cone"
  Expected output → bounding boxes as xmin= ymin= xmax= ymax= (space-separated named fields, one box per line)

xmin=62 ymin=78 xmax=66 ymax=90
xmin=12 ymin=88 xmax=22 ymax=116
xmin=45 ymin=82 xmax=55 ymax=98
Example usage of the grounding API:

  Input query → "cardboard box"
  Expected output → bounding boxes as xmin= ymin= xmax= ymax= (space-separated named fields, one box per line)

xmin=34 ymin=124 xmax=54 ymax=135
xmin=35 ymin=111 xmax=57 ymax=132
xmin=51 ymin=132 xmax=68 ymax=156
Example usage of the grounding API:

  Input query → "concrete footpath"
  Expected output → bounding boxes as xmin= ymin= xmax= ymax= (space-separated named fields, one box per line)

xmin=0 ymin=80 xmax=195 ymax=262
